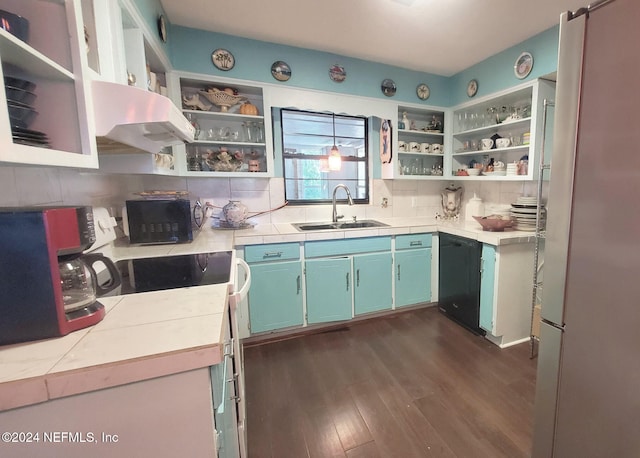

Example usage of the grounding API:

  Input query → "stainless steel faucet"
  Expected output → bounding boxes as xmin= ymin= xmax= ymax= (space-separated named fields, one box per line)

xmin=332 ymin=184 xmax=354 ymax=222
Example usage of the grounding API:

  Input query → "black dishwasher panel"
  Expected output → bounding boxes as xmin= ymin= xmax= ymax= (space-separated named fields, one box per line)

xmin=438 ymin=233 xmax=485 ymax=335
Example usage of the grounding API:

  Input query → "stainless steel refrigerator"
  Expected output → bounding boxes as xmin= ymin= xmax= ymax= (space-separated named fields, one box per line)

xmin=532 ymin=0 xmax=640 ymax=456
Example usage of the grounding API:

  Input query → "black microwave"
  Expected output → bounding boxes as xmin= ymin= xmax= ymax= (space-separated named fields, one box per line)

xmin=125 ymin=199 xmax=201 ymax=244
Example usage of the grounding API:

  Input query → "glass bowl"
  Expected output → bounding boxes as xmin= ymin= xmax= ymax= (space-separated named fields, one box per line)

xmin=473 ymin=215 xmax=514 ymax=232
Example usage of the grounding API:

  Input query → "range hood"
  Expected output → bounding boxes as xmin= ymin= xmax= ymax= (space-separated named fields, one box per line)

xmin=92 ymin=80 xmax=195 ymax=154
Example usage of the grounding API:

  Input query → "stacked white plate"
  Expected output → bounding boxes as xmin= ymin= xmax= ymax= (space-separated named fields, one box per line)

xmin=511 ymin=196 xmax=545 ymax=232
xmin=506 ymin=163 xmax=518 ymax=176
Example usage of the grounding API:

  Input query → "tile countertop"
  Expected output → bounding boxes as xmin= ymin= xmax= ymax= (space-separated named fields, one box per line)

xmin=0 ymin=284 xmax=230 ymax=412
xmin=0 ymin=216 xmax=533 ymax=412
xmin=231 ymin=217 xmax=536 ymax=246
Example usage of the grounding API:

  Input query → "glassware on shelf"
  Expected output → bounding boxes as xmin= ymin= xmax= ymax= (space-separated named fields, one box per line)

xmin=246 ymin=122 xmax=264 ymax=143
xmin=241 ymin=122 xmax=250 ymax=142
xmin=187 ymin=148 xmax=202 ymax=171
xmin=185 ymin=113 xmax=201 ymax=140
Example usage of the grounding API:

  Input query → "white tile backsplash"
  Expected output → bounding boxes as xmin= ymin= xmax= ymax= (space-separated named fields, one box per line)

xmin=15 ymin=167 xmax=63 ymax=205
xmin=0 ymin=168 xmax=18 ymax=206
xmin=1 ymin=167 xmax=536 ymax=224
xmin=230 ymin=190 xmax=271 ymax=213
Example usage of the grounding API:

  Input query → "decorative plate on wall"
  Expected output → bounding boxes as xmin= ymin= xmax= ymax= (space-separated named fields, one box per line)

xmin=211 ymin=48 xmax=235 ymax=71
xmin=157 ymin=15 xmax=167 ymax=43
xmin=467 ymin=79 xmax=478 ymax=97
xmin=416 ymin=83 xmax=430 ymax=100
xmin=381 ymin=79 xmax=397 ymax=97
xmin=271 ymin=61 xmax=292 ymax=81
xmin=514 ymin=52 xmax=534 ymax=79
xmin=329 ymin=65 xmax=346 ymax=82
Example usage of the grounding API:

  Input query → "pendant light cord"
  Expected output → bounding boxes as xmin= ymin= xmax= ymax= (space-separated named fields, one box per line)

xmin=332 ymin=112 xmax=336 ymax=147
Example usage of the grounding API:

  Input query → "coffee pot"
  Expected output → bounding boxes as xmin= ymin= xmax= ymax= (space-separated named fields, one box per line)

xmin=440 ymin=184 xmax=464 ymax=220
xmin=59 ymin=253 xmax=120 ymax=315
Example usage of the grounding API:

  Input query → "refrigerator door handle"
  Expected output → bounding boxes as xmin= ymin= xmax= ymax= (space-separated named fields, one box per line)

xmin=541 ymin=318 xmax=565 ymax=332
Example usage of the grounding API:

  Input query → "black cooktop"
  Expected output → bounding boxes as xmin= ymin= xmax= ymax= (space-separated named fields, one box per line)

xmin=112 ymin=251 xmax=232 ymax=295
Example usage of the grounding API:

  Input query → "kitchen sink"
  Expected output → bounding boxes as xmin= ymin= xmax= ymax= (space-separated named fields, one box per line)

xmin=293 ymin=219 xmax=388 ymax=231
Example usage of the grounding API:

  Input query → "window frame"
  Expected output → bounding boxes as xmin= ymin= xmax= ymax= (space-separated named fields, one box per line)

xmin=280 ymin=108 xmax=369 ymax=205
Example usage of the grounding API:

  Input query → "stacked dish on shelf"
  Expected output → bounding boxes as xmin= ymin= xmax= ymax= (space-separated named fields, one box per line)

xmin=511 ymin=196 xmax=545 ymax=232
xmin=4 ymin=76 xmax=50 ymax=148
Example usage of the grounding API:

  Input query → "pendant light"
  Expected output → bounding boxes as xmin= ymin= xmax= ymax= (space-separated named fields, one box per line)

xmin=328 ymin=112 xmax=341 ymax=171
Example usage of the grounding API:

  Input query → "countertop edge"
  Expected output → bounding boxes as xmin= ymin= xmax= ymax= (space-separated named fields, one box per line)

xmin=45 ymin=344 xmax=223 ymax=402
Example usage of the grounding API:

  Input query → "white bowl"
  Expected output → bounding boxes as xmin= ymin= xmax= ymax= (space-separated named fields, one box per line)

xmin=466 ymin=168 xmax=481 ymax=176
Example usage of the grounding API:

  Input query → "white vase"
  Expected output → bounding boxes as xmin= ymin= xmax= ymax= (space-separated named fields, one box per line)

xmin=222 ymin=200 xmax=248 ymax=227
xmin=465 ymin=193 xmax=485 ymax=226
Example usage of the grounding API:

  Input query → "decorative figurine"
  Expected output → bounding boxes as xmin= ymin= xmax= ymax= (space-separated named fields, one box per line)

xmin=401 ymin=112 xmax=410 ymax=130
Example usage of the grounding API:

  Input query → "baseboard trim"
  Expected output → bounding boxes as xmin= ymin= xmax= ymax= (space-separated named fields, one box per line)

xmin=242 ymin=302 xmax=435 ymax=348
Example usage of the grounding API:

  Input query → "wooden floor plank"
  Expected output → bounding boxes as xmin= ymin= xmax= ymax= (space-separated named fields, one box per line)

xmin=345 ymin=441 xmax=381 ymax=458
xmin=244 ymin=307 xmax=537 ymax=457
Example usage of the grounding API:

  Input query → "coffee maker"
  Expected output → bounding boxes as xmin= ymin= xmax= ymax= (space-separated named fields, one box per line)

xmin=0 ymin=206 xmax=120 ymax=345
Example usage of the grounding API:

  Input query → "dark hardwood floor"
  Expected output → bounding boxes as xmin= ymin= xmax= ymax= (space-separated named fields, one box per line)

xmin=244 ymin=307 xmax=538 ymax=458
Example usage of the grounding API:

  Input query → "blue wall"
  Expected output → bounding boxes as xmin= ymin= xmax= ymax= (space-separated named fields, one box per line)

xmin=169 ymin=26 xmax=452 ymax=107
xmin=132 ymin=0 xmax=170 ymax=55
xmin=134 ymin=0 xmax=560 ymax=107
xmin=449 ymin=26 xmax=560 ymax=105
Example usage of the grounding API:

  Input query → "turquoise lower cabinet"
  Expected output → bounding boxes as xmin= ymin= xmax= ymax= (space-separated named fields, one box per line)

xmin=354 ymin=252 xmax=393 ymax=315
xmin=480 ymin=244 xmax=496 ymax=333
xmin=305 ymin=257 xmax=352 ymax=324
xmin=395 ymin=248 xmax=432 ymax=307
xmin=247 ymin=260 xmax=304 ymax=333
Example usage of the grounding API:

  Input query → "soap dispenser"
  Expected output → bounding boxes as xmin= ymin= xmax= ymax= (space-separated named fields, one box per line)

xmin=465 ymin=193 xmax=485 ymax=227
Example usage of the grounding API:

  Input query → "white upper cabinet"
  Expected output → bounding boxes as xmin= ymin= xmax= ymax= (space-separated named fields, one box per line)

xmin=0 ymin=0 xmax=98 ymax=168
xmin=170 ymin=72 xmax=274 ymax=177
xmin=381 ymin=103 xmax=448 ymax=180
xmin=450 ymin=79 xmax=556 ymax=181
xmin=86 ymin=0 xmax=193 ymax=173
xmin=87 ymin=0 xmax=168 ymax=92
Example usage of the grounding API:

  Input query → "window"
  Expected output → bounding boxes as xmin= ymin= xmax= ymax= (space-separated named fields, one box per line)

xmin=281 ymin=109 xmax=369 ymax=204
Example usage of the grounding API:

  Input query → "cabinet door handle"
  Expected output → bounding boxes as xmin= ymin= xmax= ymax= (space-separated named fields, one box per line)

xmin=397 ymin=264 xmax=401 ymax=281
xmin=263 ymin=251 xmax=282 ymax=259
xmin=346 ymin=272 xmax=350 ymax=291
xmin=356 ymin=269 xmax=360 ymax=287
xmin=409 ymin=240 xmax=423 ymax=247
xmin=296 ymin=275 xmax=301 ymax=294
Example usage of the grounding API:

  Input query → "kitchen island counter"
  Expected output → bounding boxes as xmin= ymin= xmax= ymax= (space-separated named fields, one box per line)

xmin=0 ymin=283 xmax=230 ymax=412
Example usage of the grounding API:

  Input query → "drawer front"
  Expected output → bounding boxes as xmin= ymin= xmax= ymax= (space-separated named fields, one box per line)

xmin=305 ymin=236 xmax=391 ymax=258
xmin=395 ymin=233 xmax=432 ymax=250
xmin=244 ymin=243 xmax=300 ymax=263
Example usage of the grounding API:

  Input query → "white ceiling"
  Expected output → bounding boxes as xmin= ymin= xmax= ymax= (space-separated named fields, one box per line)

xmin=160 ymin=0 xmax=587 ymax=76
